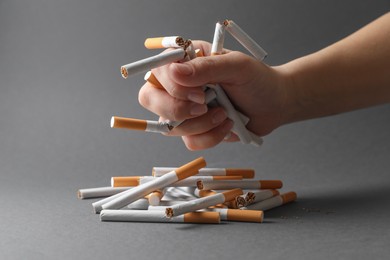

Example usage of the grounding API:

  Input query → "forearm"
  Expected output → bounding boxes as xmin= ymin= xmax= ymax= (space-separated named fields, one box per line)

xmin=280 ymin=12 xmax=390 ymax=124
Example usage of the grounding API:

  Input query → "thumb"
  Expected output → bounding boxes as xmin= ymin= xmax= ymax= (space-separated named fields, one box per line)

xmin=169 ymin=51 xmax=261 ymax=87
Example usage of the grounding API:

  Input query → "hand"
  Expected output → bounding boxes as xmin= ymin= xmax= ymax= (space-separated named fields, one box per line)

xmin=138 ymin=41 xmax=290 ymax=150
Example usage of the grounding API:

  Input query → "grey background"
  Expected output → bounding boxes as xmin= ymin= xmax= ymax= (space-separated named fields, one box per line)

xmin=1 ymin=0 xmax=389 ymax=259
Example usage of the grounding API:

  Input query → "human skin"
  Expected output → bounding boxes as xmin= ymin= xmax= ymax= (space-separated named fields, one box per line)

xmin=138 ymin=12 xmax=390 ymax=150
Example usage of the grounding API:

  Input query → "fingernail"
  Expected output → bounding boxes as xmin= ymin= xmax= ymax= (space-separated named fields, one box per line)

xmin=188 ymin=92 xmax=205 ymax=104
xmin=174 ymin=63 xmax=193 ymax=76
xmin=190 ymin=104 xmax=208 ymax=116
xmin=212 ymin=109 xmax=227 ymax=124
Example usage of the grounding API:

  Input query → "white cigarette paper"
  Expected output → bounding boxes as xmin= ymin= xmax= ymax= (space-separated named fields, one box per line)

xmin=77 ymin=186 xmax=130 ymax=199
xmin=121 ymin=48 xmax=186 ymax=78
xmin=101 ymin=157 xmax=206 ymax=210
xmin=211 ymin=21 xmax=226 ymax=55
xmin=198 ymin=180 xmax=283 ymax=190
xmin=225 ymin=20 xmax=267 ymax=60
xmin=100 ymin=210 xmax=220 ymax=224
xmin=166 ymin=189 xmax=243 ymax=217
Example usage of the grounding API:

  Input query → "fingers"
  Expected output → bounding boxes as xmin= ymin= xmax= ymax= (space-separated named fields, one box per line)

xmin=139 ymin=82 xmax=208 ymax=121
xmin=181 ymin=120 xmax=235 ymax=151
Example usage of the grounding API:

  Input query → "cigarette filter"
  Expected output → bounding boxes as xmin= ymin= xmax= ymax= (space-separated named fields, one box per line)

xmin=225 ymin=20 xmax=267 ymax=60
xmin=121 ymin=48 xmax=186 ymax=78
xmin=110 ymin=116 xmax=171 ymax=133
xmin=211 ymin=21 xmax=226 ymax=55
xmin=198 ymin=180 xmax=283 ymax=190
xmin=195 ymin=48 xmax=204 ymax=57
xmin=100 ymin=210 xmax=220 ymax=224
xmin=145 ymin=189 xmax=166 ymax=206
xmin=101 ymin=157 xmax=206 ymax=210
xmin=77 ymin=186 xmax=130 ymax=199
xmin=144 ymin=71 xmax=164 ymax=89
xmin=153 ymin=167 xmax=255 ymax=178
xmin=243 ymin=191 xmax=297 ymax=211
xmin=165 ymin=188 xmax=243 ymax=217
xmin=208 ymin=208 xmax=263 ymax=223
xmin=144 ymin=36 xmax=185 ymax=49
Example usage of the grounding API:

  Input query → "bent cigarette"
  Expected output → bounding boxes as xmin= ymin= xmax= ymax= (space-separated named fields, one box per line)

xmin=211 ymin=21 xmax=226 ymax=55
xmin=100 ymin=210 xmax=220 ymax=224
xmin=101 ymin=157 xmax=206 ymax=210
xmin=242 ymin=191 xmax=297 ymax=211
xmin=225 ymin=20 xmax=267 ymax=60
xmin=153 ymin=167 xmax=255 ymax=178
xmin=121 ymin=48 xmax=186 ymax=78
xmin=111 ymin=175 xmax=241 ymax=188
xmin=77 ymin=186 xmax=130 ymax=199
xmin=208 ymin=208 xmax=263 ymax=223
xmin=144 ymin=36 xmax=185 ymax=49
xmin=110 ymin=116 xmax=171 ymax=133
xmin=165 ymin=188 xmax=243 ymax=218
xmin=197 ymin=180 xmax=283 ymax=190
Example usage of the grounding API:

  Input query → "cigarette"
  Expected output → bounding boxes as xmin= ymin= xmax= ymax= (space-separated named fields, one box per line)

xmin=111 ymin=175 xmax=241 ymax=188
xmin=100 ymin=210 xmax=220 ymax=224
xmin=197 ymin=180 xmax=283 ymax=190
xmin=211 ymin=21 xmax=226 ymax=55
xmin=208 ymin=208 xmax=263 ymax=223
xmin=224 ymin=20 xmax=267 ymax=61
xmin=242 ymin=191 xmax=297 ymax=211
xmin=148 ymin=200 xmax=186 ymax=210
xmin=165 ymin=188 xmax=243 ymax=217
xmin=101 ymin=157 xmax=206 ymax=210
xmin=153 ymin=167 xmax=255 ymax=178
xmin=110 ymin=116 xmax=171 ymax=133
xmin=193 ymin=188 xmax=217 ymax=198
xmin=121 ymin=48 xmax=186 ymax=78
xmin=144 ymin=36 xmax=185 ymax=49
xmin=77 ymin=186 xmax=130 ymax=199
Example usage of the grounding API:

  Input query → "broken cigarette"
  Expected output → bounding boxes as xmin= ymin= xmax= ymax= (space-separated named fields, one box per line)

xmin=197 ymin=179 xmax=283 ymax=190
xmin=225 ymin=20 xmax=267 ymax=60
xmin=152 ymin=167 xmax=255 ymax=178
xmin=100 ymin=210 xmax=220 ymax=224
xmin=144 ymin=36 xmax=185 ymax=49
xmin=110 ymin=116 xmax=171 ymax=133
xmin=101 ymin=157 xmax=206 ymax=210
xmin=165 ymin=188 xmax=243 ymax=218
xmin=242 ymin=191 xmax=297 ymax=211
xmin=211 ymin=21 xmax=226 ymax=55
xmin=121 ymin=48 xmax=186 ymax=78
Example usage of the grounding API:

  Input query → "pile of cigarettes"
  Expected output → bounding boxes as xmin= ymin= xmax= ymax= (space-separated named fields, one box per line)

xmin=112 ymin=20 xmax=269 ymax=146
xmin=78 ymin=21 xmax=297 ymax=224
xmin=78 ymin=157 xmax=297 ymax=224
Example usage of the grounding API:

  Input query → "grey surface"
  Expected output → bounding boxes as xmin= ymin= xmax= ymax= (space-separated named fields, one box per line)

xmin=1 ymin=0 xmax=390 ymax=259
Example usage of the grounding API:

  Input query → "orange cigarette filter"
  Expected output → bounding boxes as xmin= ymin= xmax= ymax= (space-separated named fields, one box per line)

xmin=227 ymin=209 xmax=263 ymax=223
xmin=111 ymin=116 xmax=146 ymax=131
xmin=225 ymin=169 xmax=255 ymax=179
xmin=183 ymin=212 xmax=220 ymax=224
xmin=175 ymin=157 xmax=207 ymax=180
xmin=111 ymin=176 xmax=140 ymax=187
xmin=144 ymin=71 xmax=164 ymax=89
xmin=259 ymin=180 xmax=283 ymax=189
xmin=281 ymin=191 xmax=297 ymax=204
